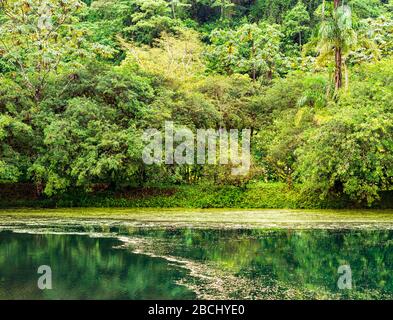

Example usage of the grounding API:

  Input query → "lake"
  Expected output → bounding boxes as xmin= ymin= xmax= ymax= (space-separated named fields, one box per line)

xmin=0 ymin=209 xmax=393 ymax=299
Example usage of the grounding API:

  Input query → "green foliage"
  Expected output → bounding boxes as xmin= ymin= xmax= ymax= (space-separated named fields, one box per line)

xmin=206 ymin=22 xmax=288 ymax=80
xmin=1 ymin=0 xmax=393 ymax=208
xmin=355 ymin=16 xmax=393 ymax=59
xmin=0 ymin=182 xmax=346 ymax=209
xmin=283 ymin=0 xmax=311 ymax=46
xmin=0 ymin=0 xmax=88 ymax=102
xmin=81 ymin=0 xmax=132 ymax=48
xmin=349 ymin=0 xmax=385 ymax=19
xmin=296 ymin=105 xmax=393 ymax=205
xmin=318 ymin=4 xmax=356 ymax=51
xmin=295 ymin=59 xmax=393 ymax=205
xmin=0 ymin=114 xmax=32 ymax=183
xmin=250 ymin=0 xmax=301 ymax=23
xmin=29 ymin=98 xmax=143 ymax=196
xmin=125 ymin=0 xmax=179 ymax=45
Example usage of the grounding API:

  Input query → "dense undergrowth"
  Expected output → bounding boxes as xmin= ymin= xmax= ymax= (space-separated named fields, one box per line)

xmin=3 ymin=182 xmax=393 ymax=209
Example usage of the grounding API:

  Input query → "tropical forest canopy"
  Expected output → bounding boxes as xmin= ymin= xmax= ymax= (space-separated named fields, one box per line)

xmin=0 ymin=0 xmax=393 ymax=205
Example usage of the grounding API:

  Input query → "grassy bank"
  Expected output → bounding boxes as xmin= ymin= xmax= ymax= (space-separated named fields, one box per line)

xmin=1 ymin=182 xmax=383 ymax=209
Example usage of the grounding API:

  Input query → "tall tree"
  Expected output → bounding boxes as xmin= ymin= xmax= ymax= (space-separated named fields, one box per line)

xmin=211 ymin=0 xmax=234 ymax=20
xmin=125 ymin=0 xmax=177 ymax=45
xmin=283 ymin=0 xmax=310 ymax=46
xmin=168 ymin=0 xmax=191 ymax=19
xmin=0 ymin=0 xmax=86 ymax=104
xmin=318 ymin=0 xmax=356 ymax=93
xmin=334 ymin=0 xmax=342 ymax=91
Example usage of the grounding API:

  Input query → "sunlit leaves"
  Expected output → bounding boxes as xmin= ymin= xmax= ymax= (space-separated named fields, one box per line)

xmin=0 ymin=0 xmax=87 ymax=102
xmin=206 ymin=22 xmax=288 ymax=80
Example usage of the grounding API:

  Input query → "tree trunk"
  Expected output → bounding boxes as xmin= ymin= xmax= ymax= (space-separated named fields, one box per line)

xmin=251 ymin=40 xmax=256 ymax=81
xmin=344 ymin=61 xmax=349 ymax=91
xmin=171 ymin=2 xmax=176 ymax=19
xmin=36 ymin=182 xmax=43 ymax=198
xmin=221 ymin=5 xmax=224 ymax=20
xmin=334 ymin=0 xmax=343 ymax=92
xmin=35 ymin=87 xmax=42 ymax=104
xmin=334 ymin=46 xmax=343 ymax=92
xmin=267 ymin=69 xmax=273 ymax=81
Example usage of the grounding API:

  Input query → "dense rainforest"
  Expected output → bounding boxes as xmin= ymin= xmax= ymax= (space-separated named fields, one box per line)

xmin=0 ymin=0 xmax=393 ymax=208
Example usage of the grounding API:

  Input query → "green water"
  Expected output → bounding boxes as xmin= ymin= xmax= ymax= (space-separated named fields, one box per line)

xmin=0 ymin=218 xmax=393 ymax=299
xmin=0 ymin=231 xmax=195 ymax=300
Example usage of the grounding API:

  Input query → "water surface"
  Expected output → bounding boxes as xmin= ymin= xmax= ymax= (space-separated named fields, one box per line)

xmin=0 ymin=231 xmax=195 ymax=299
xmin=0 ymin=210 xmax=393 ymax=300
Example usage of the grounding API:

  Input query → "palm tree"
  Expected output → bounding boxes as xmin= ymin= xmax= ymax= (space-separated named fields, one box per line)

xmin=318 ymin=0 xmax=356 ymax=93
